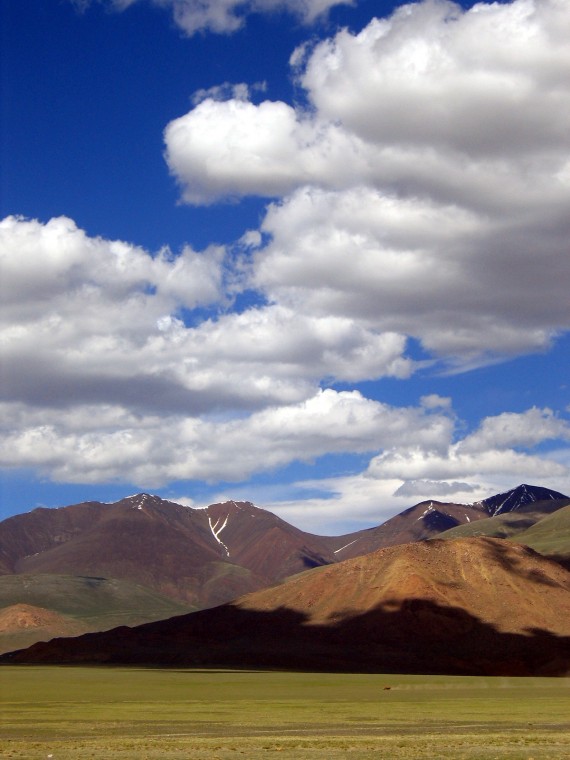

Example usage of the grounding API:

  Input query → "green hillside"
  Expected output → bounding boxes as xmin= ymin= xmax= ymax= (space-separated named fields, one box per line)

xmin=436 ymin=511 xmax=549 ymax=541
xmin=511 ymin=504 xmax=570 ymax=559
xmin=0 ymin=573 xmax=193 ymax=628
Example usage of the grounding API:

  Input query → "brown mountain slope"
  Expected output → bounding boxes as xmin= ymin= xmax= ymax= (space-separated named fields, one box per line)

xmin=236 ymin=537 xmax=570 ymax=635
xmin=198 ymin=500 xmax=335 ymax=579
xmin=6 ymin=537 xmax=570 ymax=676
xmin=0 ymin=495 xmax=337 ymax=606
xmin=329 ymin=485 xmax=568 ymax=561
xmin=325 ymin=500 xmax=489 ymax=560
xmin=1 ymin=495 xmax=484 ymax=596
xmin=0 ymin=603 xmax=87 ymax=633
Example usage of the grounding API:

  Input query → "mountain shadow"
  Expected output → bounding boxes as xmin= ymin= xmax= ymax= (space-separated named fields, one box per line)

xmin=3 ymin=597 xmax=569 ymax=677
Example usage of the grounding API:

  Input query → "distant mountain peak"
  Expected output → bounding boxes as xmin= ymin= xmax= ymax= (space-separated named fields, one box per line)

xmin=122 ymin=493 xmax=161 ymax=505
xmin=478 ymin=484 xmax=568 ymax=516
xmin=207 ymin=499 xmax=258 ymax=510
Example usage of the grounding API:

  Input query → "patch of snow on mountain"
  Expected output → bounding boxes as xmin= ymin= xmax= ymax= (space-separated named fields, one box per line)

xmin=208 ymin=515 xmax=230 ymax=557
xmin=416 ymin=502 xmax=435 ymax=522
xmin=334 ymin=539 xmax=358 ymax=555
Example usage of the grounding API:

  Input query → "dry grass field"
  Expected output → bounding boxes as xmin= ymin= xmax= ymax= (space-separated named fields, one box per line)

xmin=1 ymin=667 xmax=570 ymax=759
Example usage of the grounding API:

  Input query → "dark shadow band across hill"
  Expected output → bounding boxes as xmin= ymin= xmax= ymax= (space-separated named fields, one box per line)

xmin=476 ymin=539 xmax=567 ymax=589
xmin=548 ymin=555 xmax=570 ymax=574
xmin=3 ymin=598 xmax=570 ymax=677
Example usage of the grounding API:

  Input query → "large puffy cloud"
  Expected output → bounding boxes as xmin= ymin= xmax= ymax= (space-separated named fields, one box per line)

xmin=0 ymin=215 xmax=223 ymax=314
xmin=0 ymin=216 xmax=412 ymax=416
xmin=72 ymin=0 xmax=349 ymax=35
xmin=164 ymin=100 xmax=368 ymax=203
xmin=459 ymin=407 xmax=570 ymax=453
xmin=368 ymin=407 xmax=570 ymax=483
xmin=368 ymin=445 xmax=567 ymax=483
xmin=0 ymin=215 xmax=237 ymax=413
xmin=167 ymin=0 xmax=570 ymax=208
xmin=165 ymin=0 xmax=570 ymax=367
xmin=0 ymin=389 xmax=452 ymax=485
xmin=1 ymin=215 xmax=428 ymax=512
xmin=253 ymin=185 xmax=569 ymax=364
xmin=301 ymin=0 xmax=570 ymax=157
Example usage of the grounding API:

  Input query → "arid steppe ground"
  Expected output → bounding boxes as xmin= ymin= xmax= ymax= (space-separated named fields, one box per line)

xmin=1 ymin=667 xmax=570 ymax=759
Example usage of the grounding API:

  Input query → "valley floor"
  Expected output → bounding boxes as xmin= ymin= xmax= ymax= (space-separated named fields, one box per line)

xmin=1 ymin=667 xmax=570 ymax=759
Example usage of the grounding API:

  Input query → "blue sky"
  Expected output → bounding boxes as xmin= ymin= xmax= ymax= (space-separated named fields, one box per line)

xmin=1 ymin=0 xmax=569 ymax=533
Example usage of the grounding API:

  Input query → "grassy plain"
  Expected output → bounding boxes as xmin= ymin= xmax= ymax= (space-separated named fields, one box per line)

xmin=1 ymin=666 xmax=570 ymax=759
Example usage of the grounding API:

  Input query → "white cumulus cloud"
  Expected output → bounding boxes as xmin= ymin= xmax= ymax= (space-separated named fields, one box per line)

xmin=0 ymin=389 xmax=453 ymax=486
xmin=0 ymin=216 xmax=415 ymax=417
xmin=164 ymin=0 xmax=570 ymax=368
xmin=459 ymin=407 xmax=570 ymax=453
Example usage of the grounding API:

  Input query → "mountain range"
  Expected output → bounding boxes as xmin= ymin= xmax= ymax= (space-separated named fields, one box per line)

xmin=1 ymin=483 xmax=569 ymax=670
xmin=4 ymin=536 xmax=570 ymax=676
